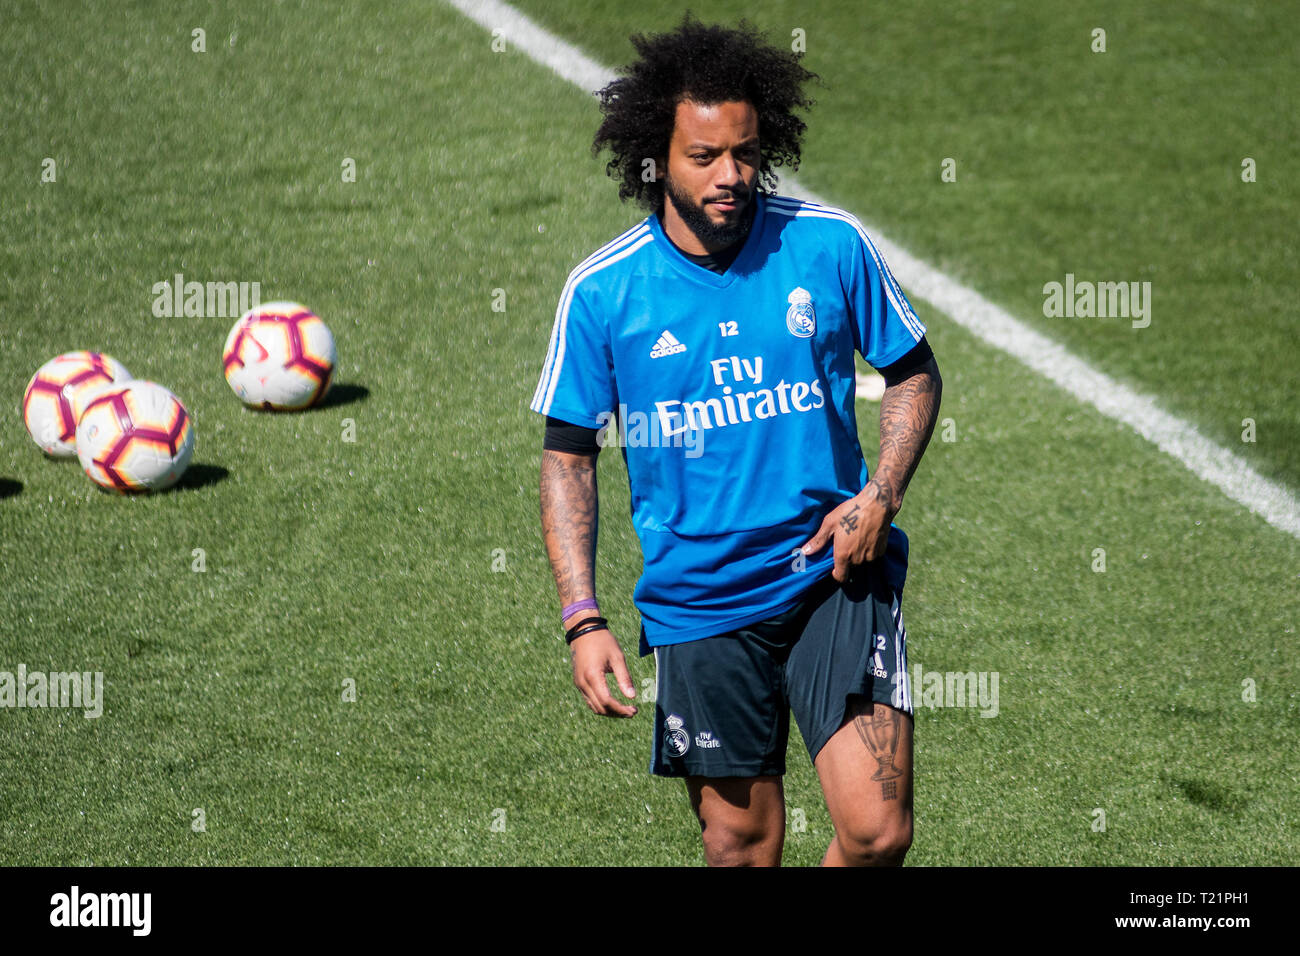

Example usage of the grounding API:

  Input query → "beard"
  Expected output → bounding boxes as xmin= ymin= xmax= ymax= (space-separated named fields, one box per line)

xmin=663 ymin=174 xmax=754 ymax=248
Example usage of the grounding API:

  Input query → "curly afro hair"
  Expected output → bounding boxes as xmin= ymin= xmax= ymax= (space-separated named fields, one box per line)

xmin=592 ymin=13 xmax=819 ymax=211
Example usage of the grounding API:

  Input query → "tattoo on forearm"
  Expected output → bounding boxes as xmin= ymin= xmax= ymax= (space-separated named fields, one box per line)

xmin=873 ymin=358 xmax=942 ymax=513
xmin=853 ymin=701 xmax=903 ymax=800
xmin=540 ymin=449 xmax=599 ymax=614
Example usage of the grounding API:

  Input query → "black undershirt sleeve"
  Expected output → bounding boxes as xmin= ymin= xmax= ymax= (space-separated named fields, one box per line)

xmin=543 ymin=415 xmax=602 ymax=455
xmin=876 ymin=337 xmax=935 ymax=387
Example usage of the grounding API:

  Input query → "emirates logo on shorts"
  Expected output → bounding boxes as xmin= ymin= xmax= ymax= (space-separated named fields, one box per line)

xmin=694 ymin=730 xmax=721 ymax=749
xmin=663 ymin=713 xmax=690 ymax=757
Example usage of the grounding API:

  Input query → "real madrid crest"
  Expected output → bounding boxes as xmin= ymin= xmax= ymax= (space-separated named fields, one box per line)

xmin=786 ymin=287 xmax=816 ymax=338
xmin=664 ymin=714 xmax=690 ymax=757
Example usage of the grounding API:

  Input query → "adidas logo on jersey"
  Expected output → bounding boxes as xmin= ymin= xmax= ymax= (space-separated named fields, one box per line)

xmin=649 ymin=330 xmax=687 ymax=358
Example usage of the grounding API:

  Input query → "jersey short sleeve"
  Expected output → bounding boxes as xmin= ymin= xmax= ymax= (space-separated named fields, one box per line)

xmin=842 ymin=220 xmax=927 ymax=369
xmin=529 ymin=280 xmax=616 ymax=430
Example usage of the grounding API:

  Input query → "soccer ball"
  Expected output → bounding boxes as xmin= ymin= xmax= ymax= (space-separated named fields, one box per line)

xmin=21 ymin=351 xmax=133 ymax=457
xmin=76 ymin=381 xmax=194 ymax=493
xmin=222 ymin=302 xmax=336 ymax=410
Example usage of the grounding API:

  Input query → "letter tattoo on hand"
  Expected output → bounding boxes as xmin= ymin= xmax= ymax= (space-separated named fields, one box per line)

xmin=839 ymin=502 xmax=861 ymax=535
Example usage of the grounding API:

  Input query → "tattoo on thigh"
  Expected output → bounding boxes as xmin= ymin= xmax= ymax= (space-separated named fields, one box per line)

xmin=852 ymin=703 xmax=902 ymax=800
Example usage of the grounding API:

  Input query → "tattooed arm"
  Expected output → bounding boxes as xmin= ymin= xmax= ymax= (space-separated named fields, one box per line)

xmin=866 ymin=356 xmax=943 ymax=515
xmin=540 ymin=448 xmax=601 ymax=628
xmin=802 ymin=357 xmax=943 ymax=580
xmin=539 ymin=448 xmax=637 ymax=717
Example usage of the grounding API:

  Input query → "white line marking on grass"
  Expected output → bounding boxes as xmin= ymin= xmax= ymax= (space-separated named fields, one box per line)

xmin=447 ymin=0 xmax=1300 ymax=539
xmin=446 ymin=0 xmax=614 ymax=93
xmin=855 ymin=368 xmax=886 ymax=402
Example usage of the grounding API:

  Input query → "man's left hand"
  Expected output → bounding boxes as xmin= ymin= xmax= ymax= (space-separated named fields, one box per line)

xmin=800 ymin=480 xmax=896 ymax=582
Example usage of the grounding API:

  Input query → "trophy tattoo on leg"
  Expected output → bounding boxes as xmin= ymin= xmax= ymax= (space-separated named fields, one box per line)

xmin=853 ymin=701 xmax=902 ymax=799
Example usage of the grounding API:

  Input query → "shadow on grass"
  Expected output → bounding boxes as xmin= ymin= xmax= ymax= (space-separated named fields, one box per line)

xmin=175 ymin=463 xmax=230 ymax=492
xmin=0 ymin=478 xmax=22 ymax=499
xmin=314 ymin=383 xmax=370 ymax=410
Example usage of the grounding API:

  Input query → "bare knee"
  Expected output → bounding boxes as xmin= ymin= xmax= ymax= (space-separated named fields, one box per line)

xmin=700 ymin=815 xmax=782 ymax=866
xmin=833 ymin=816 xmax=912 ymax=866
xmin=689 ymin=776 xmax=784 ymax=866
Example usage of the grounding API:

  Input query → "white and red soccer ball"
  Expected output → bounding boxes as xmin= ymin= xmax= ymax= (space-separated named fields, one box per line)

xmin=21 ymin=351 xmax=133 ymax=457
xmin=222 ymin=302 xmax=336 ymax=410
xmin=75 ymin=380 xmax=194 ymax=493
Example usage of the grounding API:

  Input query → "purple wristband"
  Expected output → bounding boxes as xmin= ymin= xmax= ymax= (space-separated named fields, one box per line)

xmin=562 ymin=598 xmax=599 ymax=621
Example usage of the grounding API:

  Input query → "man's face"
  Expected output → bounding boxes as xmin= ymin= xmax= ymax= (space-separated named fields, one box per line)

xmin=660 ymin=99 xmax=761 ymax=249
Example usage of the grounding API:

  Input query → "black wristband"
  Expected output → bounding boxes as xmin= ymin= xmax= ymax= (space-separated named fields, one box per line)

xmin=567 ymin=622 xmax=609 ymax=644
xmin=564 ymin=616 xmax=608 ymax=644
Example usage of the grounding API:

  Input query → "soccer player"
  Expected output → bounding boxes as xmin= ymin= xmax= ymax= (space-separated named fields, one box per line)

xmin=532 ymin=16 xmax=942 ymax=866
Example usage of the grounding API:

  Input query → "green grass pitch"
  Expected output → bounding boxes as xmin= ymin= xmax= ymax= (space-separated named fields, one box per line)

xmin=0 ymin=0 xmax=1296 ymax=865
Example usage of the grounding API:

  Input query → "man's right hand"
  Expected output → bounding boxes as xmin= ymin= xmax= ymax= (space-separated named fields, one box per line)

xmin=569 ymin=626 xmax=638 ymax=718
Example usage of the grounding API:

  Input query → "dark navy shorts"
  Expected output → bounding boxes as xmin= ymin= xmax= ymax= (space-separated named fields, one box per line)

xmin=648 ymin=562 xmax=912 ymax=778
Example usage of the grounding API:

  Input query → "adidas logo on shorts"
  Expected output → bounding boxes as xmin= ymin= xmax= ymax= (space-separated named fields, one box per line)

xmin=649 ymin=330 xmax=687 ymax=358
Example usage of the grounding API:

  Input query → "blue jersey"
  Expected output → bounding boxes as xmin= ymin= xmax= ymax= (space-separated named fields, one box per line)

xmin=530 ymin=191 xmax=925 ymax=650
